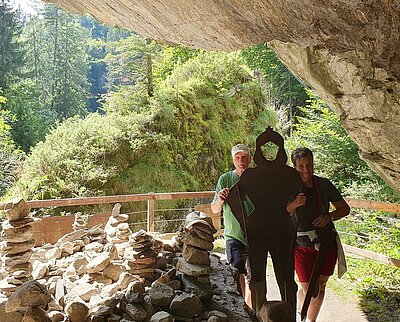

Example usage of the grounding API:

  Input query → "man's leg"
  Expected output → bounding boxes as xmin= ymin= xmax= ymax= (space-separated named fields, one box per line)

xmin=226 ymin=239 xmax=252 ymax=307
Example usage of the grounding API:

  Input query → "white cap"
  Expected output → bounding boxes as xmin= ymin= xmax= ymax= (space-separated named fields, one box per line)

xmin=231 ymin=143 xmax=250 ymax=158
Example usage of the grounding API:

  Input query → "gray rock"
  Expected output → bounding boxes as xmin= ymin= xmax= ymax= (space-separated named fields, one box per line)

xmin=181 ymin=274 xmax=212 ymax=301
xmin=124 ymin=303 xmax=147 ymax=321
xmin=3 ymin=198 xmax=30 ymax=221
xmin=22 ymin=307 xmax=51 ymax=322
xmin=149 ymin=282 xmax=175 ymax=308
xmin=125 ymin=280 xmax=145 ymax=304
xmin=207 ymin=310 xmax=228 ymax=322
xmin=169 ymin=293 xmax=202 ymax=318
xmin=182 ymin=244 xmax=210 ymax=265
xmin=181 ymin=231 xmax=213 ymax=251
xmin=176 ymin=258 xmax=211 ymax=277
xmin=64 ymin=300 xmax=90 ymax=322
xmin=0 ymin=300 xmax=23 ymax=322
xmin=150 ymin=311 xmax=173 ymax=322
xmin=5 ymin=281 xmax=52 ymax=313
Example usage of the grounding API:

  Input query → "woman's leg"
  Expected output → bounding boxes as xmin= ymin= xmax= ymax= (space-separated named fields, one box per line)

xmin=306 ymin=275 xmax=329 ymax=322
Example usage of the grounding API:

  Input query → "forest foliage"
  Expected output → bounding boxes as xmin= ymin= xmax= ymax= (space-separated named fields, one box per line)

xmin=0 ymin=0 xmax=398 ymax=205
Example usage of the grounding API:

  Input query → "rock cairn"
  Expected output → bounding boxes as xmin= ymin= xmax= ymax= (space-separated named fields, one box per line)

xmin=105 ymin=203 xmax=132 ymax=246
xmin=72 ymin=212 xmax=87 ymax=231
xmin=0 ymin=198 xmax=34 ymax=295
xmin=176 ymin=211 xmax=217 ymax=302
xmin=127 ymin=230 xmax=158 ymax=281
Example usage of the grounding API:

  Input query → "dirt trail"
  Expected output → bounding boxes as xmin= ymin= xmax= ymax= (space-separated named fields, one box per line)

xmin=266 ymin=258 xmax=369 ymax=322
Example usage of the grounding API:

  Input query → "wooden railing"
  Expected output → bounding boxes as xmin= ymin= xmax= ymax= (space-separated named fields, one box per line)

xmin=1 ymin=193 xmax=399 ymax=267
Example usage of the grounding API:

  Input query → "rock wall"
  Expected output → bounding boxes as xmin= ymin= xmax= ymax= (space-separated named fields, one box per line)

xmin=44 ymin=0 xmax=400 ymax=191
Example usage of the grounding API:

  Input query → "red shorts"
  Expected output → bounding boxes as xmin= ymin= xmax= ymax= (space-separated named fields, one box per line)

xmin=294 ymin=245 xmax=338 ymax=283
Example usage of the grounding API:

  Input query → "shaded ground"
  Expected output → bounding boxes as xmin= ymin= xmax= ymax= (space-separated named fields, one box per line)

xmin=209 ymin=253 xmax=250 ymax=321
xmin=210 ymin=252 xmax=370 ymax=322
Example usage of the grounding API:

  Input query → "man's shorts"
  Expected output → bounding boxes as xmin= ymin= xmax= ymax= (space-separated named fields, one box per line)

xmin=294 ymin=245 xmax=338 ymax=283
xmin=226 ymin=238 xmax=247 ymax=274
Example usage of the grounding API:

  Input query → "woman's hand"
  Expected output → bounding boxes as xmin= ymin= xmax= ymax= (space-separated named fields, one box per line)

xmin=294 ymin=193 xmax=307 ymax=208
xmin=312 ymin=214 xmax=331 ymax=227
xmin=286 ymin=192 xmax=307 ymax=214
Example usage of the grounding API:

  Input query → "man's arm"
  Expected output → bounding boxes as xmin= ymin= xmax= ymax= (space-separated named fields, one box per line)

xmin=211 ymin=187 xmax=230 ymax=213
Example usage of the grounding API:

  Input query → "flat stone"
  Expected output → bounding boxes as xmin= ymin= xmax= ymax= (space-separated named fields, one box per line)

xmin=86 ymin=253 xmax=110 ymax=273
xmin=103 ymin=262 xmax=127 ymax=282
xmin=182 ymin=244 xmax=210 ymax=265
xmin=176 ymin=258 xmax=211 ymax=277
xmin=182 ymin=231 xmax=213 ymax=251
xmin=45 ymin=248 xmax=62 ymax=260
xmin=2 ymin=225 xmax=34 ymax=243
xmin=2 ymin=217 xmax=34 ymax=229
xmin=3 ymin=198 xmax=30 ymax=221
xmin=0 ymin=239 xmax=35 ymax=255
xmin=5 ymin=249 xmax=33 ymax=266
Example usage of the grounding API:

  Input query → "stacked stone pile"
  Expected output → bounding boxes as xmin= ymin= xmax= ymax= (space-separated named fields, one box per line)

xmin=126 ymin=229 xmax=158 ymax=281
xmin=72 ymin=212 xmax=87 ymax=231
xmin=0 ymin=203 xmax=237 ymax=322
xmin=105 ymin=203 xmax=132 ymax=247
xmin=176 ymin=211 xmax=217 ymax=302
xmin=0 ymin=198 xmax=35 ymax=295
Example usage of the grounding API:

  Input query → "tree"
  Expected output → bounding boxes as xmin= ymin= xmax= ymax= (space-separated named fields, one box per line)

xmin=241 ymin=44 xmax=308 ymax=135
xmin=4 ymin=79 xmax=52 ymax=151
xmin=0 ymin=0 xmax=25 ymax=89
xmin=286 ymin=89 xmax=399 ymax=201
xmin=0 ymin=88 xmax=24 ymax=196
xmin=104 ymin=33 xmax=162 ymax=99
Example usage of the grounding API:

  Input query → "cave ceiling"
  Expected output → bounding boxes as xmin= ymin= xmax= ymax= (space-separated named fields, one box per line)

xmin=44 ymin=0 xmax=400 ymax=192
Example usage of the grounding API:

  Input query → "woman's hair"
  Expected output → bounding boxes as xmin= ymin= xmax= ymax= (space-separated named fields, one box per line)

xmin=291 ymin=147 xmax=313 ymax=166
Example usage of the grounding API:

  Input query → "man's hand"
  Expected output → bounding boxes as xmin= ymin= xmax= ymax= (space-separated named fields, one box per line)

xmin=211 ymin=187 xmax=230 ymax=213
xmin=312 ymin=214 xmax=331 ymax=227
xmin=217 ymin=188 xmax=230 ymax=205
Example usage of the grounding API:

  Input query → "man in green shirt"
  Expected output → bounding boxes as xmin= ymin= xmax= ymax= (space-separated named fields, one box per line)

xmin=211 ymin=143 xmax=252 ymax=310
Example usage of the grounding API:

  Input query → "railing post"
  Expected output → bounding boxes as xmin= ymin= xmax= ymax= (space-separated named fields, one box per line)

xmin=147 ymin=195 xmax=155 ymax=232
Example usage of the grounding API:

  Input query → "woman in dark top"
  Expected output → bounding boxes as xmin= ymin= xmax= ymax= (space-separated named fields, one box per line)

xmin=287 ymin=147 xmax=350 ymax=322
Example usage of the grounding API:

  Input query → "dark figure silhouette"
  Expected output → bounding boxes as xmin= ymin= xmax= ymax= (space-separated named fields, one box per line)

xmin=226 ymin=127 xmax=302 ymax=322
